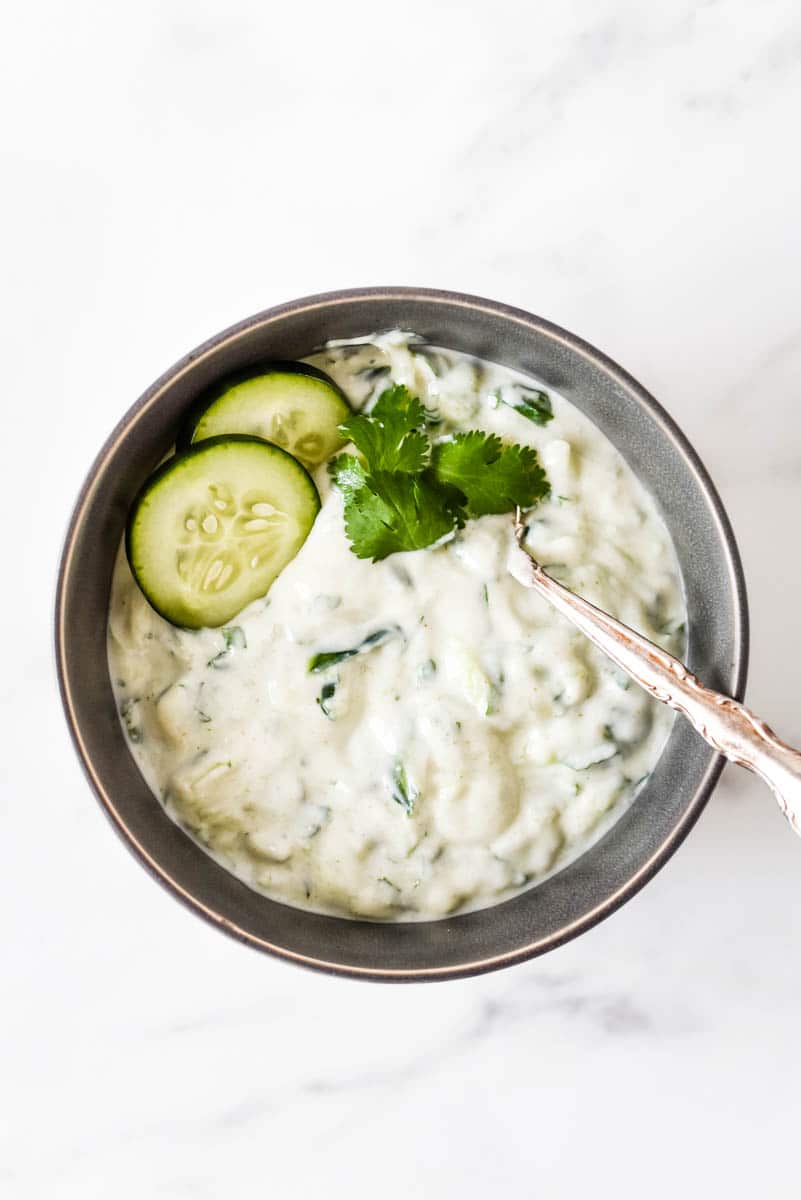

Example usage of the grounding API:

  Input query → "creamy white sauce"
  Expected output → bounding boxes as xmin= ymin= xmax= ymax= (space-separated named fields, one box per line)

xmin=108 ymin=332 xmax=685 ymax=920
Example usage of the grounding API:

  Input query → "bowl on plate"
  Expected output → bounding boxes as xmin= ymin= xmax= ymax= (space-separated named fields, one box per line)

xmin=55 ymin=287 xmax=748 ymax=980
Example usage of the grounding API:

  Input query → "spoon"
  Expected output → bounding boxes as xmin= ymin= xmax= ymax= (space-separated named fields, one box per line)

xmin=509 ymin=511 xmax=801 ymax=834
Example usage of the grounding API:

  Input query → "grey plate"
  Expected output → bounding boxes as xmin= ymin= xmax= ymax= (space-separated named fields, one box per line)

xmin=55 ymin=287 xmax=748 ymax=981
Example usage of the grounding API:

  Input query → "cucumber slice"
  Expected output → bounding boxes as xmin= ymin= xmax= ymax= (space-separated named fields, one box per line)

xmin=126 ymin=436 xmax=320 ymax=629
xmin=178 ymin=363 xmax=351 ymax=468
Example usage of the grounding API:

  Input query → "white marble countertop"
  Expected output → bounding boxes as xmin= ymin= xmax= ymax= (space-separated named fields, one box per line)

xmin=4 ymin=1 xmax=801 ymax=1195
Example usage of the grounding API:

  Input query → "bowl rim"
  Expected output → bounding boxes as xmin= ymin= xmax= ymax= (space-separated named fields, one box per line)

xmin=55 ymin=286 xmax=749 ymax=981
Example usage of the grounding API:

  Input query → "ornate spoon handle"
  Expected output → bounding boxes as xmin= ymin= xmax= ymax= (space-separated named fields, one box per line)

xmin=509 ymin=518 xmax=801 ymax=835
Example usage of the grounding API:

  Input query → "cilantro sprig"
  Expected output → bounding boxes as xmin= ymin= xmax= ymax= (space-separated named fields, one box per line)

xmin=329 ymin=384 xmax=550 ymax=560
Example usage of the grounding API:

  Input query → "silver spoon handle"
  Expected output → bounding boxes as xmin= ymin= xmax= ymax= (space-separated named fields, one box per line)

xmin=508 ymin=537 xmax=801 ymax=836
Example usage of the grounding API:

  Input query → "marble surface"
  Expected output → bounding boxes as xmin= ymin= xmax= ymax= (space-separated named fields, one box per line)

xmin=3 ymin=1 xmax=801 ymax=1195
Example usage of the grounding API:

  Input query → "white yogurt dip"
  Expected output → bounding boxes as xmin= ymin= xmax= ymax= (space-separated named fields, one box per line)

xmin=108 ymin=332 xmax=685 ymax=919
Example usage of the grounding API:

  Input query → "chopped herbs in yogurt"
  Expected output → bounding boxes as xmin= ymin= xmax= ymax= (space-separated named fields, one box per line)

xmin=108 ymin=331 xmax=685 ymax=921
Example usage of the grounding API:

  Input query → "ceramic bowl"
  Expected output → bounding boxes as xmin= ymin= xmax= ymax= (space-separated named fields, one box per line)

xmin=55 ymin=288 xmax=748 ymax=980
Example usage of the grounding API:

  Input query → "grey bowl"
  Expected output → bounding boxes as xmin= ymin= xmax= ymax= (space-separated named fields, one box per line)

xmin=55 ymin=287 xmax=748 ymax=981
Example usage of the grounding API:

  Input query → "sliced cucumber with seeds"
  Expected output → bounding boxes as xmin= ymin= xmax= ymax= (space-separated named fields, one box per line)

xmin=126 ymin=436 xmax=320 ymax=629
xmin=177 ymin=362 xmax=351 ymax=468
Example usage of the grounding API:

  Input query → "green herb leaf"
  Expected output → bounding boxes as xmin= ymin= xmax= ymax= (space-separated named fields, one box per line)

xmin=342 ymin=468 xmax=462 ymax=560
xmin=339 ymin=385 xmax=429 ymax=474
xmin=207 ymin=626 xmax=247 ymax=669
xmin=431 ymin=431 xmax=550 ymax=515
xmin=310 ymin=648 xmax=358 ymax=673
xmin=327 ymin=453 xmax=368 ymax=500
xmin=497 ymin=385 xmax=554 ymax=426
xmin=370 ymin=384 xmax=427 ymax=427
xmin=308 ymin=627 xmax=399 ymax=673
xmin=390 ymin=761 xmax=418 ymax=815
xmin=317 ymin=679 xmax=337 ymax=718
